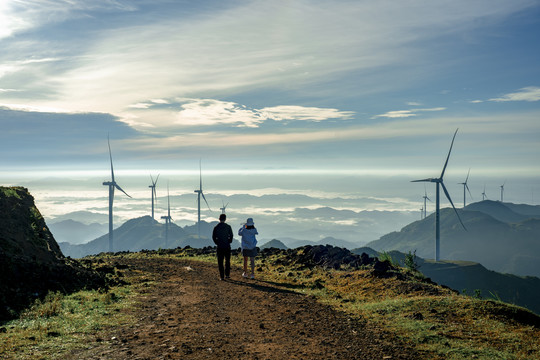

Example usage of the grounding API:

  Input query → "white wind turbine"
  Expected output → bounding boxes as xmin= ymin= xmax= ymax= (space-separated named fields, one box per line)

xmin=458 ymin=168 xmax=473 ymax=207
xmin=422 ymin=186 xmax=431 ymax=220
xmin=500 ymin=181 xmax=506 ymax=202
xmin=102 ymin=136 xmax=131 ymax=253
xmin=149 ymin=174 xmax=159 ymax=220
xmin=161 ymin=183 xmax=172 ymax=248
xmin=194 ymin=160 xmax=211 ymax=239
xmin=412 ymin=129 xmax=466 ymax=262
xmin=220 ymin=201 xmax=229 ymax=214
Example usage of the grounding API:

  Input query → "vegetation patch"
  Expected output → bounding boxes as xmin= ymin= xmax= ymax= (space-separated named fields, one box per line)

xmin=0 ymin=285 xmax=135 ymax=359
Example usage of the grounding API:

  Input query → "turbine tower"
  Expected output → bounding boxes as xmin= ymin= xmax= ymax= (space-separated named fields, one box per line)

xmin=161 ymin=183 xmax=172 ymax=248
xmin=500 ymin=181 xmax=506 ymax=202
xmin=220 ymin=201 xmax=229 ymax=214
xmin=482 ymin=184 xmax=488 ymax=201
xmin=149 ymin=174 xmax=159 ymax=220
xmin=102 ymin=136 xmax=131 ymax=253
xmin=412 ymin=129 xmax=466 ymax=262
xmin=458 ymin=168 xmax=473 ymax=207
xmin=422 ymin=186 xmax=431 ymax=220
xmin=194 ymin=160 xmax=211 ymax=239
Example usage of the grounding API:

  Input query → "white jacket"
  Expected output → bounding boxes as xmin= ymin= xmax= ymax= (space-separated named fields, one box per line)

xmin=238 ymin=226 xmax=258 ymax=250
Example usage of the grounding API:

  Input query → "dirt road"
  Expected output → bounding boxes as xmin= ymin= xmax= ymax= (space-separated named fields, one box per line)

xmin=67 ymin=256 xmax=418 ymax=359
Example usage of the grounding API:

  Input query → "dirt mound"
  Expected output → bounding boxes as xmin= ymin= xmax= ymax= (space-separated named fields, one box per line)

xmin=262 ymin=244 xmax=395 ymax=274
xmin=0 ymin=187 xmax=110 ymax=320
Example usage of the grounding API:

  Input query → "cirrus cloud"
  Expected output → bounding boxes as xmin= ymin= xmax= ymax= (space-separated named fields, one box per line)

xmin=489 ymin=87 xmax=540 ymax=102
xmin=124 ymin=98 xmax=355 ymax=129
xmin=372 ymin=107 xmax=446 ymax=119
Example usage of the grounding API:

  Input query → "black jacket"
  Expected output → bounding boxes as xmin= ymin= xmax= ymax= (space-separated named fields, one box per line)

xmin=212 ymin=222 xmax=233 ymax=249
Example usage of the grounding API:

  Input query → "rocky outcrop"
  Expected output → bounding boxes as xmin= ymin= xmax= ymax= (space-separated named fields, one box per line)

xmin=0 ymin=187 xmax=106 ymax=320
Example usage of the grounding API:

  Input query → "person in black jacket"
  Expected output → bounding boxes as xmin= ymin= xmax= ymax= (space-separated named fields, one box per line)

xmin=212 ymin=214 xmax=234 ymax=280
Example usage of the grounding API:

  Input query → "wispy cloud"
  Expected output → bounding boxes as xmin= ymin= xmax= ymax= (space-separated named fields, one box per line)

xmin=373 ymin=107 xmax=446 ymax=119
xmin=123 ymin=98 xmax=355 ymax=129
xmin=121 ymin=110 xmax=540 ymax=152
xmin=489 ymin=87 xmax=540 ymax=102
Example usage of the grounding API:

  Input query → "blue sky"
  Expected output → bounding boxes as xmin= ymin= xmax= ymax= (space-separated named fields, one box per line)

xmin=1 ymin=1 xmax=540 ymax=239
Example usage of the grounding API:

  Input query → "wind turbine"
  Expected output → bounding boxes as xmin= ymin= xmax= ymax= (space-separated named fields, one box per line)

xmin=482 ymin=184 xmax=488 ymax=201
xmin=422 ymin=186 xmax=431 ymax=220
xmin=220 ymin=201 xmax=229 ymax=214
xmin=500 ymin=181 xmax=506 ymax=202
xmin=194 ymin=160 xmax=211 ymax=239
xmin=458 ymin=168 xmax=473 ymax=207
xmin=411 ymin=129 xmax=466 ymax=262
xmin=161 ymin=183 xmax=172 ymax=248
xmin=102 ymin=136 xmax=131 ymax=253
xmin=149 ymin=174 xmax=159 ymax=220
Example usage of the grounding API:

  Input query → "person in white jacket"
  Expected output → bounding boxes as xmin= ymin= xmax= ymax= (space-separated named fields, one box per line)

xmin=238 ymin=217 xmax=258 ymax=279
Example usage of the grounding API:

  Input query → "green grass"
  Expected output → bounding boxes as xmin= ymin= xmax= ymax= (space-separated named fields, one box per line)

xmin=0 ymin=187 xmax=22 ymax=199
xmin=0 ymin=281 xmax=136 ymax=359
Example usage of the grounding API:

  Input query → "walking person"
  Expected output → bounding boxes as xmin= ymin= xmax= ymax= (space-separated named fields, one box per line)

xmin=238 ymin=217 xmax=258 ymax=279
xmin=212 ymin=214 xmax=234 ymax=280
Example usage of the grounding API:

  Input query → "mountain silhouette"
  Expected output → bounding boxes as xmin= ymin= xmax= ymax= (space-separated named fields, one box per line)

xmin=49 ymin=219 xmax=108 ymax=244
xmin=260 ymin=239 xmax=288 ymax=249
xmin=464 ymin=200 xmax=532 ymax=223
xmin=366 ymin=201 xmax=540 ymax=278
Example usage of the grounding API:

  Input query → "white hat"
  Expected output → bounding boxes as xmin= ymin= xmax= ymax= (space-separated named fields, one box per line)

xmin=246 ymin=218 xmax=254 ymax=226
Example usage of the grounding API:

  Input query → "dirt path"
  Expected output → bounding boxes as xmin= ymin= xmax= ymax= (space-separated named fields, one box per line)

xmin=68 ymin=257 xmax=418 ymax=359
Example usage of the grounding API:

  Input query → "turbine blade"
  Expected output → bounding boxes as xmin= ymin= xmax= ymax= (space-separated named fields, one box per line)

xmin=466 ymin=184 xmax=473 ymax=200
xmin=167 ymin=183 xmax=171 ymax=217
xmin=115 ymin=183 xmax=131 ymax=198
xmin=108 ymin=136 xmax=115 ymax=182
xmin=465 ymin=168 xmax=471 ymax=183
xmin=440 ymin=128 xmax=459 ymax=179
xmin=411 ymin=178 xmax=433 ymax=183
xmin=201 ymin=192 xmax=211 ymax=211
xmin=441 ymin=182 xmax=467 ymax=231
xmin=199 ymin=159 xmax=202 ymax=190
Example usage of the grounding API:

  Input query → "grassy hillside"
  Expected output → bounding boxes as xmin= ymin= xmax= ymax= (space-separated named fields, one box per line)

xmin=0 ymin=187 xmax=109 ymax=321
xmin=363 ymin=249 xmax=540 ymax=315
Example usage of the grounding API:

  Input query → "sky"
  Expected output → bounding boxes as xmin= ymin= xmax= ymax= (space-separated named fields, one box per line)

xmin=1 ymin=0 xmax=539 ymax=244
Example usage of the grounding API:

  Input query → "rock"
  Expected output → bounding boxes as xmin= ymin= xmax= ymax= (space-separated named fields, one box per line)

xmin=0 ymin=186 xmax=107 ymax=321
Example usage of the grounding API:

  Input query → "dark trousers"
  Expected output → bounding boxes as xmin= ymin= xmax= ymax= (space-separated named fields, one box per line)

xmin=217 ymin=247 xmax=231 ymax=279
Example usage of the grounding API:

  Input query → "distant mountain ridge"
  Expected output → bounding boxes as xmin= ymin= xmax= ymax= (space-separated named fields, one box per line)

xmin=366 ymin=201 xmax=540 ymax=278
xmin=59 ymin=217 xmax=242 ymax=258
xmin=48 ymin=219 xmax=108 ymax=245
